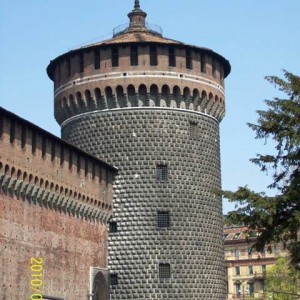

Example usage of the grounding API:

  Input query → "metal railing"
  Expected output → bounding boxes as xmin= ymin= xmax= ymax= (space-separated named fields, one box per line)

xmin=113 ymin=22 xmax=163 ymax=37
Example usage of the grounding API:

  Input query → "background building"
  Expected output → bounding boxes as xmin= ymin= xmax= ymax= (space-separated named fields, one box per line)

xmin=224 ymin=226 xmax=285 ymax=299
xmin=47 ymin=1 xmax=231 ymax=299
xmin=0 ymin=107 xmax=117 ymax=300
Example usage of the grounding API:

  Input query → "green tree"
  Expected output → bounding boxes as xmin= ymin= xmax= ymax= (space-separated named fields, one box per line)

xmin=264 ymin=257 xmax=300 ymax=300
xmin=222 ymin=70 xmax=300 ymax=269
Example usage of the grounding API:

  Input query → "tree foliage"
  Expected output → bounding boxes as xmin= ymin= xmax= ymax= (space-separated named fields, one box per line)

xmin=222 ymin=70 xmax=300 ymax=269
xmin=264 ymin=257 xmax=300 ymax=300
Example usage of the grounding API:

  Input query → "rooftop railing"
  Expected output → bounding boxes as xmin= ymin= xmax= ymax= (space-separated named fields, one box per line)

xmin=113 ymin=22 xmax=163 ymax=37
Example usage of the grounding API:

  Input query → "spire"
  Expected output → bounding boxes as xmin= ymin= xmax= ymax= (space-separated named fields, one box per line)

xmin=128 ymin=0 xmax=147 ymax=31
xmin=134 ymin=0 xmax=140 ymax=10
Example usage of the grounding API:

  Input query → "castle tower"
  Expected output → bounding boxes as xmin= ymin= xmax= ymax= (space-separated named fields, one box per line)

xmin=47 ymin=1 xmax=231 ymax=299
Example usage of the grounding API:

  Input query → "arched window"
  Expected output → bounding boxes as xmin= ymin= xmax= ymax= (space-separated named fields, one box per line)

xmin=138 ymin=84 xmax=147 ymax=107
xmin=116 ymin=86 xmax=126 ymax=108
xmin=150 ymin=84 xmax=158 ymax=107
xmin=161 ymin=85 xmax=170 ymax=107
xmin=105 ymin=86 xmax=114 ymax=109
xmin=94 ymin=88 xmax=101 ymax=101
xmin=85 ymin=90 xmax=92 ymax=102
xmin=93 ymin=271 xmax=109 ymax=300
xmin=127 ymin=85 xmax=136 ymax=107
xmin=235 ymin=281 xmax=241 ymax=295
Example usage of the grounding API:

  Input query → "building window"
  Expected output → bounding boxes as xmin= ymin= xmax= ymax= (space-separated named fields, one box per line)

xmin=110 ymin=274 xmax=118 ymax=286
xmin=51 ymin=142 xmax=55 ymax=161
xmin=189 ymin=121 xmax=198 ymax=139
xmin=67 ymin=57 xmax=71 ymax=77
xmin=84 ymin=158 xmax=89 ymax=176
xmin=235 ymin=282 xmax=241 ymax=295
xmin=77 ymin=155 xmax=81 ymax=173
xmin=223 ymin=233 xmax=229 ymax=241
xmin=32 ymin=132 xmax=37 ymax=154
xmin=42 ymin=136 xmax=47 ymax=158
xmin=261 ymin=280 xmax=265 ymax=291
xmin=9 ymin=120 xmax=15 ymax=143
xmin=159 ymin=263 xmax=171 ymax=279
xmin=130 ymin=45 xmax=138 ymax=66
xmin=109 ymin=221 xmax=118 ymax=233
xmin=0 ymin=116 xmax=3 ymax=138
xmin=248 ymin=266 xmax=253 ymax=275
xmin=94 ymin=49 xmax=101 ymax=69
xmin=112 ymin=46 xmax=119 ymax=67
xmin=156 ymin=164 xmax=168 ymax=182
xmin=233 ymin=232 xmax=241 ymax=239
xmin=212 ymin=58 xmax=217 ymax=78
xmin=57 ymin=64 xmax=61 ymax=83
xmin=248 ymin=282 xmax=255 ymax=295
xmin=234 ymin=249 xmax=240 ymax=258
xmin=201 ymin=53 xmax=206 ymax=73
xmin=220 ymin=67 xmax=224 ymax=82
xmin=169 ymin=47 xmax=176 ymax=67
xmin=157 ymin=211 xmax=170 ymax=228
xmin=186 ymin=48 xmax=192 ymax=69
xmin=262 ymin=265 xmax=266 ymax=273
xmin=150 ymin=45 xmax=158 ymax=66
xmin=21 ymin=127 xmax=26 ymax=148
xmin=60 ymin=146 xmax=64 ymax=165
xmin=79 ymin=53 xmax=84 ymax=73
xmin=69 ymin=151 xmax=73 ymax=169
xmin=235 ymin=266 xmax=240 ymax=275
xmin=248 ymin=247 xmax=253 ymax=256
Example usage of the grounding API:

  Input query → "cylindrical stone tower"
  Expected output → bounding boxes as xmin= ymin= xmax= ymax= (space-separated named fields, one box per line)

xmin=47 ymin=1 xmax=231 ymax=299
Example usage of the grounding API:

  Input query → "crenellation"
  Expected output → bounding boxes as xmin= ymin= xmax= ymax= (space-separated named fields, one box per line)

xmin=0 ymin=108 xmax=117 ymax=217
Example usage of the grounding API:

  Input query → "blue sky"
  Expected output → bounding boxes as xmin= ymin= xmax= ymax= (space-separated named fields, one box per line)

xmin=1 ymin=0 xmax=299 ymax=213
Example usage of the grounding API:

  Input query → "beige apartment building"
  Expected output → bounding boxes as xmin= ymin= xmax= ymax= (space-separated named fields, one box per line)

xmin=224 ymin=226 xmax=285 ymax=299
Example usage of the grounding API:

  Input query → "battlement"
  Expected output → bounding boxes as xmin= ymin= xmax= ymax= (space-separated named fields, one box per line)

xmin=0 ymin=107 xmax=117 ymax=222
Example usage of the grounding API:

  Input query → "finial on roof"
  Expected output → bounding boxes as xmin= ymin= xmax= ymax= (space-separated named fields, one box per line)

xmin=128 ymin=0 xmax=147 ymax=31
xmin=134 ymin=0 xmax=140 ymax=10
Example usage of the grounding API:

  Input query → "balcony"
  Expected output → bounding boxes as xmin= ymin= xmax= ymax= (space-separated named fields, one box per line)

xmin=253 ymin=271 xmax=266 ymax=280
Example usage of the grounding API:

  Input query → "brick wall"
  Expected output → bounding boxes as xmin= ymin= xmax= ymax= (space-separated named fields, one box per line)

xmin=0 ymin=107 xmax=117 ymax=300
xmin=0 ymin=191 xmax=107 ymax=300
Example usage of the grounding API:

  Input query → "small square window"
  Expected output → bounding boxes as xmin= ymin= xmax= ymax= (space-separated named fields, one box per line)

xmin=110 ymin=274 xmax=118 ymax=285
xmin=156 ymin=164 xmax=168 ymax=182
xmin=109 ymin=221 xmax=118 ymax=233
xmin=157 ymin=211 xmax=170 ymax=228
xmin=159 ymin=263 xmax=170 ymax=279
